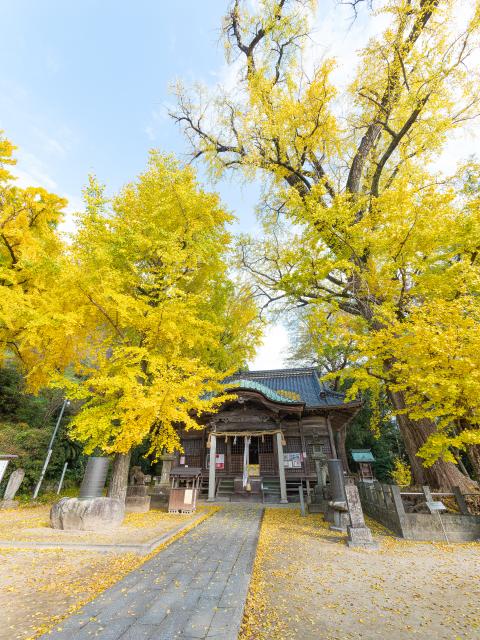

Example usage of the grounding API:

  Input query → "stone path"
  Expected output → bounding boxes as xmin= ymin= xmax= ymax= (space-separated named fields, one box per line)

xmin=40 ymin=505 xmax=262 ymax=640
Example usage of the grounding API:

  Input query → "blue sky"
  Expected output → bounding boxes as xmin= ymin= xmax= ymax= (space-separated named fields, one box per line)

xmin=0 ymin=1 xmax=260 ymax=232
xmin=2 ymin=1 xmax=477 ymax=369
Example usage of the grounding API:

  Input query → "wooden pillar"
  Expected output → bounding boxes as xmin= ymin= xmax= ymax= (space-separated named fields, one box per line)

xmin=276 ymin=432 xmax=288 ymax=504
xmin=327 ymin=414 xmax=337 ymax=458
xmin=208 ymin=434 xmax=216 ymax=501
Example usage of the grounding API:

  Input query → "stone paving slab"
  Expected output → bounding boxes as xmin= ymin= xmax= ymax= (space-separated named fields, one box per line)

xmin=40 ymin=505 xmax=262 ymax=640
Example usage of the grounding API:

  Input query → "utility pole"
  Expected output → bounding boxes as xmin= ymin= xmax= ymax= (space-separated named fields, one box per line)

xmin=33 ymin=399 xmax=69 ymax=499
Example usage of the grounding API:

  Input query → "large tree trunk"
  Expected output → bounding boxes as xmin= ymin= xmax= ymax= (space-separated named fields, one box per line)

xmin=336 ymin=425 xmax=351 ymax=474
xmin=388 ymin=390 xmax=475 ymax=491
xmin=466 ymin=445 xmax=480 ymax=482
xmin=108 ymin=452 xmax=131 ymax=503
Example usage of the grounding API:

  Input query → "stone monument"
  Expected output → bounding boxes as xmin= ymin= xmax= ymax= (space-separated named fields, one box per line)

xmin=50 ymin=456 xmax=125 ymax=531
xmin=344 ymin=484 xmax=379 ymax=549
xmin=0 ymin=468 xmax=25 ymax=509
xmin=150 ymin=453 xmax=176 ymax=507
xmin=125 ymin=466 xmax=151 ymax=513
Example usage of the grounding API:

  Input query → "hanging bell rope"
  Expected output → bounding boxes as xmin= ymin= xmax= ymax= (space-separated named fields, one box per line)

xmin=207 ymin=430 xmax=285 ymax=449
xmin=208 ymin=429 xmax=284 ymax=440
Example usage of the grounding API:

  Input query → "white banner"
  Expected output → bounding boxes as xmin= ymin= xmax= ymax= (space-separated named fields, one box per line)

xmin=0 ymin=460 xmax=9 ymax=485
xmin=242 ymin=436 xmax=251 ymax=487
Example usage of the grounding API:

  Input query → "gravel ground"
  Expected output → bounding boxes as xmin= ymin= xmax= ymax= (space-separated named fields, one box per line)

xmin=0 ymin=505 xmax=198 ymax=544
xmin=240 ymin=508 xmax=480 ymax=640
xmin=0 ymin=504 xmax=208 ymax=639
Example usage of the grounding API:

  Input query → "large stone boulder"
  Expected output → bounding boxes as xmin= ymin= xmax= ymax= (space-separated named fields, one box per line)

xmin=50 ymin=497 xmax=125 ymax=531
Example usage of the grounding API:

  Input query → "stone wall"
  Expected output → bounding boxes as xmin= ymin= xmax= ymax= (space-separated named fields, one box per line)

xmin=357 ymin=481 xmax=480 ymax=542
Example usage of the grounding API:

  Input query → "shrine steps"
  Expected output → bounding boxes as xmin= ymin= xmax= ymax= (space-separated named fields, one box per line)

xmin=216 ymin=477 xmax=235 ymax=500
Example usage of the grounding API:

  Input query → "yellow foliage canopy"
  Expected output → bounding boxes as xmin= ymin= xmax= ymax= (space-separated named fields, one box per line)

xmin=172 ymin=0 xmax=480 ymax=476
xmin=60 ymin=153 xmax=261 ymax=456
xmin=1 ymin=138 xmax=261 ymax=457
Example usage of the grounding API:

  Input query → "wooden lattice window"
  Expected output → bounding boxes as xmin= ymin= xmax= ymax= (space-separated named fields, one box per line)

xmin=230 ymin=436 xmax=245 ymax=474
xmin=258 ymin=434 xmax=275 ymax=475
xmin=181 ymin=438 xmax=202 ymax=468
xmin=231 ymin=437 xmax=245 ymax=454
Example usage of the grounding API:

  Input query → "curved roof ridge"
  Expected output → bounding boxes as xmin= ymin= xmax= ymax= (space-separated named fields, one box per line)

xmin=225 ymin=379 xmax=303 ymax=405
xmin=227 ymin=367 xmax=352 ymax=408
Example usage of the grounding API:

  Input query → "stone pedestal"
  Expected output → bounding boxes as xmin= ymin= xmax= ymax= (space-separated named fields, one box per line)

xmin=0 ymin=499 xmax=19 ymax=509
xmin=125 ymin=484 xmax=151 ymax=513
xmin=50 ymin=497 xmax=124 ymax=531
xmin=327 ymin=459 xmax=350 ymax=531
xmin=330 ymin=501 xmax=350 ymax=532
xmin=150 ymin=454 xmax=176 ymax=508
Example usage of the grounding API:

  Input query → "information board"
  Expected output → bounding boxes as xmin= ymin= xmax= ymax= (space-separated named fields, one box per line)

xmin=283 ymin=452 xmax=302 ymax=468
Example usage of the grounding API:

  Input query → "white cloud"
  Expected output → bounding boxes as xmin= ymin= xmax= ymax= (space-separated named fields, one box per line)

xmin=32 ymin=127 xmax=68 ymax=156
xmin=249 ymin=323 xmax=289 ymax=370
xmin=13 ymin=153 xmax=58 ymax=191
xmin=144 ymin=125 xmax=156 ymax=141
xmin=144 ymin=103 xmax=172 ymax=142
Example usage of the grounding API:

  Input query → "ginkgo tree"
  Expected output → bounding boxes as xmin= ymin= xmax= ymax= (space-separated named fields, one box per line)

xmin=0 ymin=132 xmax=69 ymax=386
xmin=1 ymin=136 xmax=260 ymax=499
xmin=172 ymin=0 xmax=480 ymax=488
xmin=58 ymin=153 xmax=260 ymax=498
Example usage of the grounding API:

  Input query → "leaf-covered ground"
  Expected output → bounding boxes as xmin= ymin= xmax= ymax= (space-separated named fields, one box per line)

xmin=0 ymin=504 xmax=201 ymax=544
xmin=240 ymin=508 xmax=480 ymax=640
xmin=0 ymin=505 xmax=217 ymax=639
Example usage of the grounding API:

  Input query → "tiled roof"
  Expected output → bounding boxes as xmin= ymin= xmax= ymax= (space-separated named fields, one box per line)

xmin=224 ymin=379 xmax=303 ymax=405
xmin=226 ymin=367 xmax=347 ymax=409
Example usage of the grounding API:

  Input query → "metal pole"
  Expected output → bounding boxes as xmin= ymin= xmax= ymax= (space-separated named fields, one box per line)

xmin=437 ymin=512 xmax=449 ymax=544
xmin=33 ymin=399 xmax=68 ymax=499
xmin=56 ymin=462 xmax=68 ymax=495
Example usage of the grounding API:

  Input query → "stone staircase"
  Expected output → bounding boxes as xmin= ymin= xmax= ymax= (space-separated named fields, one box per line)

xmin=216 ymin=477 xmax=235 ymax=500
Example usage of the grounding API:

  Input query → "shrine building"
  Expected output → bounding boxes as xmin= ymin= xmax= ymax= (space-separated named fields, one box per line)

xmin=177 ymin=368 xmax=361 ymax=503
